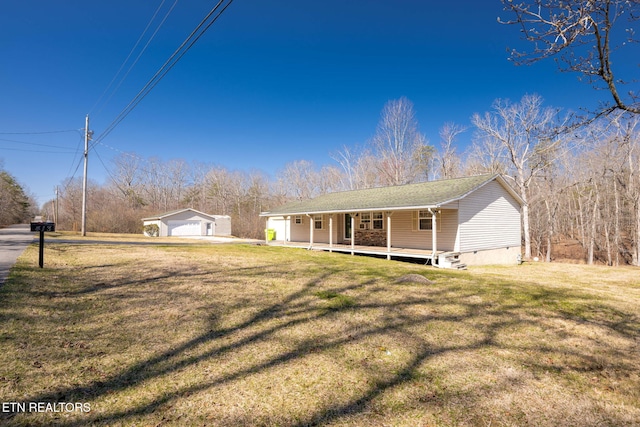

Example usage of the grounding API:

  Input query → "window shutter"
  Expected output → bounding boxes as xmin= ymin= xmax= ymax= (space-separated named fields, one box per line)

xmin=412 ymin=211 xmax=418 ymax=232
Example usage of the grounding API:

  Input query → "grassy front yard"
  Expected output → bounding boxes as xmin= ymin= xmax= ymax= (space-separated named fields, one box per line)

xmin=1 ymin=236 xmax=639 ymax=426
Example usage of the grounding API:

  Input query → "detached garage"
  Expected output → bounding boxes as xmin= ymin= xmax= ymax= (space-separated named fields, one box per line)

xmin=142 ymin=208 xmax=231 ymax=237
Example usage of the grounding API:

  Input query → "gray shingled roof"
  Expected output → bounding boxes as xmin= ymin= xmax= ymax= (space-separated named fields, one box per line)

xmin=141 ymin=208 xmax=228 ymax=221
xmin=262 ymin=174 xmax=514 ymax=216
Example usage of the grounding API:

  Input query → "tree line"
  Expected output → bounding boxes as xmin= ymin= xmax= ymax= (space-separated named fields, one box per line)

xmin=47 ymin=94 xmax=640 ymax=266
xmin=0 ymin=163 xmax=36 ymax=226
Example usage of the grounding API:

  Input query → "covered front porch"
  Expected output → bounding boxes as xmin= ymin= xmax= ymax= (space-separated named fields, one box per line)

xmin=266 ymin=209 xmax=464 ymax=267
xmin=266 ymin=239 xmax=447 ymax=264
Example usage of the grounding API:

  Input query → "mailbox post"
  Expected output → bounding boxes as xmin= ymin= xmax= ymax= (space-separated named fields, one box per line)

xmin=30 ymin=222 xmax=55 ymax=268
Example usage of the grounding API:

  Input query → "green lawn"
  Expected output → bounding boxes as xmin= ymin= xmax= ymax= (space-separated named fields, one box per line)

xmin=1 ymin=237 xmax=639 ymax=426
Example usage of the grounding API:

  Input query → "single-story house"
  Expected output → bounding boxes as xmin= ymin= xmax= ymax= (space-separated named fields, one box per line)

xmin=142 ymin=208 xmax=231 ymax=237
xmin=260 ymin=174 xmax=523 ymax=268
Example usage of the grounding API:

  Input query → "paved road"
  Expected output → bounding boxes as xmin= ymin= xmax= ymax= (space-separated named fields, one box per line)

xmin=0 ymin=224 xmax=34 ymax=286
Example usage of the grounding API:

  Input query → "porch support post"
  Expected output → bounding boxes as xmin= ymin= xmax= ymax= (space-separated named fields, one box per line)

xmin=285 ymin=216 xmax=290 ymax=245
xmin=350 ymin=213 xmax=356 ymax=255
xmin=429 ymin=208 xmax=438 ymax=265
xmin=329 ymin=214 xmax=333 ymax=252
xmin=386 ymin=211 xmax=393 ymax=260
xmin=307 ymin=214 xmax=314 ymax=249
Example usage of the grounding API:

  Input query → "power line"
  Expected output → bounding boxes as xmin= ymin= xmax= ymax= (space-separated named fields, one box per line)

xmin=0 ymin=129 xmax=79 ymax=135
xmin=65 ymin=0 xmax=234 ymax=217
xmin=0 ymin=146 xmax=78 ymax=154
xmin=91 ymin=0 xmax=234 ymax=149
xmin=59 ymin=132 xmax=87 ymax=196
xmin=93 ymin=145 xmax=126 ymax=194
xmin=0 ymin=137 xmax=79 ymax=151
xmin=89 ymin=0 xmax=178 ymax=118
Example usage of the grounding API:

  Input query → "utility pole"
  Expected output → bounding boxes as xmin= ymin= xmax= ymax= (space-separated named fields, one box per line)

xmin=81 ymin=115 xmax=91 ymax=236
xmin=55 ymin=186 xmax=59 ymax=225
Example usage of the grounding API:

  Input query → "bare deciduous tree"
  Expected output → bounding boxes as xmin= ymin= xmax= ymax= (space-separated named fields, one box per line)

xmin=472 ymin=93 xmax=564 ymax=259
xmin=436 ymin=122 xmax=466 ymax=179
xmin=371 ymin=97 xmax=429 ymax=185
xmin=111 ymin=153 xmax=144 ymax=207
xmin=276 ymin=160 xmax=321 ymax=201
xmin=331 ymin=145 xmax=363 ymax=190
xmin=500 ymin=0 xmax=640 ymax=115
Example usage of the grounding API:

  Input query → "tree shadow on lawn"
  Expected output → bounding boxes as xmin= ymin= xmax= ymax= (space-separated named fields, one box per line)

xmin=5 ymin=263 xmax=640 ymax=426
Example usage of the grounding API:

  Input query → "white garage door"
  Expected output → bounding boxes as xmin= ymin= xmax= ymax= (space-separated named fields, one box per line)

xmin=168 ymin=220 xmax=201 ymax=236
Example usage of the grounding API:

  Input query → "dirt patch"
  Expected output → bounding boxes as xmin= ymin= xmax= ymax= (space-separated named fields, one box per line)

xmin=394 ymin=273 xmax=434 ymax=284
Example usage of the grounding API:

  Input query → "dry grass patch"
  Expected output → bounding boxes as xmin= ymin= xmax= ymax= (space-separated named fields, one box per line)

xmin=0 ymin=241 xmax=639 ymax=426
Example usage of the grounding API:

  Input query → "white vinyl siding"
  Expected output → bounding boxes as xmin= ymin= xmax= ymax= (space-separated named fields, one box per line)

xmin=458 ymin=180 xmax=521 ymax=252
xmin=389 ymin=210 xmax=457 ymax=251
xmin=290 ymin=218 xmax=309 ymax=242
xmin=289 ymin=215 xmax=332 ymax=242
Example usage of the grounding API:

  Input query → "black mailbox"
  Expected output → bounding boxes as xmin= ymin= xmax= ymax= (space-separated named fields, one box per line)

xmin=30 ymin=222 xmax=55 ymax=232
xmin=30 ymin=222 xmax=56 ymax=268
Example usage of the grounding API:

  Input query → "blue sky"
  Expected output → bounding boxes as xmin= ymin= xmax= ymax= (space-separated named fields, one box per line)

xmin=0 ymin=1 xmax=620 ymax=206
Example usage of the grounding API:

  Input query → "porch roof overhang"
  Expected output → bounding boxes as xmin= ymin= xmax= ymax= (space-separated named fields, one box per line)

xmin=260 ymin=174 xmax=521 ymax=217
xmin=261 ymin=204 xmax=439 ymax=217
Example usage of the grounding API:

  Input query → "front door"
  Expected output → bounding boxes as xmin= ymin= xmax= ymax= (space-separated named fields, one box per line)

xmin=344 ymin=214 xmax=352 ymax=240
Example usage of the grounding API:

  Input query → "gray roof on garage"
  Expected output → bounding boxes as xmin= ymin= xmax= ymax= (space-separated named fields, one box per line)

xmin=141 ymin=208 xmax=229 ymax=221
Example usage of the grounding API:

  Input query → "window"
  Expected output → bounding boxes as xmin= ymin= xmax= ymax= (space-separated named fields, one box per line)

xmin=314 ymin=214 xmax=323 ymax=230
xmin=360 ymin=212 xmax=370 ymax=229
xmin=294 ymin=215 xmax=302 ymax=224
xmin=416 ymin=210 xmax=441 ymax=231
xmin=419 ymin=210 xmax=432 ymax=230
xmin=372 ymin=212 xmax=384 ymax=230
xmin=360 ymin=212 xmax=384 ymax=230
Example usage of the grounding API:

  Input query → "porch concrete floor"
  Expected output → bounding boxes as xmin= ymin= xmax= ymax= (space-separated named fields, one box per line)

xmin=266 ymin=240 xmax=443 ymax=262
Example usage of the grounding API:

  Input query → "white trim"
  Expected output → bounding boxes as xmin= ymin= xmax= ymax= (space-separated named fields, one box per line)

xmin=350 ymin=214 xmax=355 ymax=255
xmin=386 ymin=211 xmax=393 ymax=260
xmin=262 ymin=205 xmax=440 ymax=217
xmin=429 ymin=208 xmax=438 ymax=262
